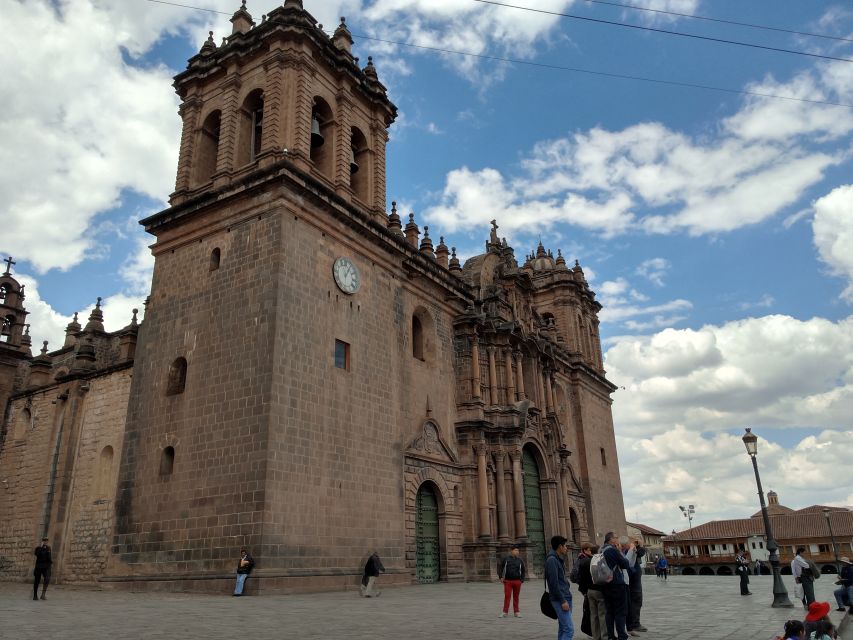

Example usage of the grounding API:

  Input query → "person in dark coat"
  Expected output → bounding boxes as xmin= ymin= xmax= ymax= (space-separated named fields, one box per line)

xmin=578 ymin=543 xmax=606 ymax=640
xmin=360 ymin=552 xmax=385 ymax=597
xmin=736 ymin=552 xmax=752 ymax=595
xmin=498 ymin=545 xmax=526 ymax=617
xmin=602 ymin=532 xmax=633 ymax=640
xmin=233 ymin=548 xmax=254 ymax=596
xmin=626 ymin=539 xmax=647 ymax=633
xmin=33 ymin=537 xmax=52 ymax=601
xmin=545 ymin=535 xmax=573 ymax=640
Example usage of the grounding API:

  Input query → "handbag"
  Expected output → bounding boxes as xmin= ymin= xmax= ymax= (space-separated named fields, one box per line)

xmin=540 ymin=571 xmax=558 ymax=619
xmin=581 ymin=596 xmax=592 ymax=635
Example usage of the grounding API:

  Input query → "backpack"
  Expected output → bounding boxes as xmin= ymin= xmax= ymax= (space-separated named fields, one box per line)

xmin=590 ymin=551 xmax=614 ymax=585
xmin=569 ymin=553 xmax=582 ymax=583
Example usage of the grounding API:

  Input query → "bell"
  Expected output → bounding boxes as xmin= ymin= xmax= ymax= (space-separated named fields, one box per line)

xmin=311 ymin=114 xmax=324 ymax=148
xmin=349 ymin=146 xmax=359 ymax=174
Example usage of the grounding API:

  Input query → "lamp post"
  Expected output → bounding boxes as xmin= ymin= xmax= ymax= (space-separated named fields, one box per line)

xmin=742 ymin=428 xmax=793 ymax=608
xmin=822 ymin=507 xmax=841 ymax=573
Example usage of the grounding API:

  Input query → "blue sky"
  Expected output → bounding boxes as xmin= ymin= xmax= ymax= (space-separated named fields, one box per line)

xmin=2 ymin=0 xmax=852 ymax=534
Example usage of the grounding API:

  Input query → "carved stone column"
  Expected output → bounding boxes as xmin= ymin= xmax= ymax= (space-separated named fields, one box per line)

xmin=495 ymin=449 xmax=510 ymax=542
xmin=504 ymin=348 xmax=516 ymax=404
xmin=476 ymin=442 xmax=491 ymax=539
xmin=543 ymin=368 xmax=553 ymax=413
xmin=173 ymin=95 xmax=203 ymax=197
xmin=560 ymin=465 xmax=573 ymax=541
xmin=214 ymin=73 xmax=242 ymax=182
xmin=510 ymin=449 xmax=527 ymax=541
xmin=487 ymin=346 xmax=498 ymax=406
xmin=470 ymin=337 xmax=481 ymax=401
xmin=514 ymin=351 xmax=525 ymax=400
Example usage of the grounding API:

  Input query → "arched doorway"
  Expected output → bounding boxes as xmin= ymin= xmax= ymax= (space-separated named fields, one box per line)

xmin=682 ymin=567 xmax=696 ymax=575
xmin=522 ymin=448 xmax=546 ymax=570
xmin=415 ymin=483 xmax=440 ymax=583
xmin=699 ymin=566 xmax=714 ymax=575
xmin=717 ymin=566 xmax=733 ymax=576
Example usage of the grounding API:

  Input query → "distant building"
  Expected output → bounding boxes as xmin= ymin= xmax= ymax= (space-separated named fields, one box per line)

xmin=662 ymin=492 xmax=852 ymax=576
xmin=626 ymin=521 xmax=665 ymax=567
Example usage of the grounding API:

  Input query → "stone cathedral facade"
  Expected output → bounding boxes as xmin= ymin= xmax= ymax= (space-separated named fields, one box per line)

xmin=0 ymin=0 xmax=626 ymax=592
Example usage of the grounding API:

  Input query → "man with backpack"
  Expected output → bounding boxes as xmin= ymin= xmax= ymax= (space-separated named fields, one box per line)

xmin=599 ymin=532 xmax=634 ymax=640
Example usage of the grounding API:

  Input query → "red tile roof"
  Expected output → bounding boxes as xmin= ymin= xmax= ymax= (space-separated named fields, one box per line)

xmin=663 ymin=510 xmax=853 ymax=543
xmin=626 ymin=521 xmax=666 ymax=536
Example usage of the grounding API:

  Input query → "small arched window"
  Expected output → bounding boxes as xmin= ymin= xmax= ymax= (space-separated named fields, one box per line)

xmin=0 ymin=284 xmax=7 ymax=303
xmin=310 ymin=97 xmax=334 ymax=179
xmin=412 ymin=315 xmax=424 ymax=360
xmin=209 ymin=247 xmax=221 ymax=272
xmin=166 ymin=357 xmax=187 ymax=396
xmin=160 ymin=446 xmax=175 ymax=477
xmin=350 ymin=126 xmax=369 ymax=202
xmin=237 ymin=89 xmax=264 ymax=166
xmin=194 ymin=109 xmax=221 ymax=185
xmin=97 ymin=445 xmax=114 ymax=499
xmin=1 ymin=315 xmax=14 ymax=342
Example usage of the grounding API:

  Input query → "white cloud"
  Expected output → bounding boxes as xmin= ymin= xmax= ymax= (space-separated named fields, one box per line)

xmin=813 ymin=184 xmax=853 ymax=301
xmin=606 ymin=314 xmax=853 ymax=438
xmin=635 ymin=258 xmax=670 ymax=287
xmin=738 ymin=294 xmax=775 ymax=311
xmin=595 ymin=274 xmax=690 ymax=330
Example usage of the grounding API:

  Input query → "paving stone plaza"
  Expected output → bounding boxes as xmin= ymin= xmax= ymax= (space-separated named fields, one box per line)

xmin=0 ymin=574 xmax=849 ymax=639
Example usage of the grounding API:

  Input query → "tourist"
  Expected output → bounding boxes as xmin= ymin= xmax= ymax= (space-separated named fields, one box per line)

xmin=360 ymin=552 xmax=385 ymax=598
xmin=626 ymin=539 xmax=647 ymax=634
xmin=777 ymin=619 xmax=806 ymax=640
xmin=755 ymin=559 xmax=763 ymax=575
xmin=655 ymin=555 xmax=668 ymax=580
xmin=792 ymin=548 xmax=816 ymax=608
xmin=803 ymin=602 xmax=833 ymax=639
xmin=833 ymin=556 xmax=852 ymax=612
xmin=602 ymin=532 xmax=633 ymax=640
xmin=736 ymin=551 xmax=752 ymax=596
xmin=32 ymin=536 xmax=52 ymax=601
xmin=233 ymin=547 xmax=254 ymax=596
xmin=498 ymin=545 xmax=526 ymax=617
xmin=545 ymin=535 xmax=574 ymax=640
xmin=807 ymin=620 xmax=837 ymax=640
xmin=577 ymin=543 xmax=605 ymax=640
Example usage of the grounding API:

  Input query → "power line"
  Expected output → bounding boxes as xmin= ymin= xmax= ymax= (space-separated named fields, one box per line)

xmin=471 ymin=0 xmax=853 ymax=64
xmin=576 ymin=0 xmax=853 ymax=44
xmin=140 ymin=0 xmax=853 ymax=108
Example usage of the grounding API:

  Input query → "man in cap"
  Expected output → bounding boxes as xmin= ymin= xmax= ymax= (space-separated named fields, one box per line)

xmin=33 ymin=536 xmax=52 ymax=601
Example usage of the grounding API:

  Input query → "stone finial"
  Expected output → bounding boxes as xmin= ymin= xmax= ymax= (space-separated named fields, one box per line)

xmin=489 ymin=219 xmax=499 ymax=246
xmin=363 ymin=56 xmax=378 ymax=81
xmin=84 ymin=297 xmax=105 ymax=333
xmin=283 ymin=0 xmax=303 ymax=8
xmin=536 ymin=241 xmax=546 ymax=258
xmin=387 ymin=201 xmax=403 ymax=237
xmin=333 ymin=16 xmax=353 ymax=54
xmin=230 ymin=0 xmax=254 ymax=34
xmin=200 ymin=31 xmax=217 ymax=55
xmin=449 ymin=247 xmax=462 ymax=273
xmin=573 ymin=259 xmax=581 ymax=270
xmin=419 ymin=226 xmax=435 ymax=259
xmin=40 ymin=340 xmax=48 ymax=356
xmin=435 ymin=236 xmax=449 ymax=269
xmin=130 ymin=308 xmax=139 ymax=327
xmin=555 ymin=249 xmax=567 ymax=269
xmin=404 ymin=212 xmax=420 ymax=248
xmin=21 ymin=324 xmax=31 ymax=348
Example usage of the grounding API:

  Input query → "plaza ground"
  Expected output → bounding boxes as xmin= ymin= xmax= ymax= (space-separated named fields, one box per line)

xmin=0 ymin=574 xmax=848 ymax=639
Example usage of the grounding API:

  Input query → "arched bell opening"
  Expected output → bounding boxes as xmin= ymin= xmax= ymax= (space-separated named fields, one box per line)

xmin=193 ymin=109 xmax=221 ymax=185
xmin=236 ymin=89 xmax=264 ymax=166
xmin=350 ymin=126 xmax=369 ymax=203
xmin=310 ymin=98 xmax=334 ymax=180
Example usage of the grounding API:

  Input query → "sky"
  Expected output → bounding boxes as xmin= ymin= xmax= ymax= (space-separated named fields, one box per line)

xmin=2 ymin=0 xmax=852 ymax=536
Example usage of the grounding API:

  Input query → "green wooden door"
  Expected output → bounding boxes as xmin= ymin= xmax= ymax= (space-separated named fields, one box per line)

xmin=522 ymin=448 xmax=547 ymax=570
xmin=416 ymin=484 xmax=440 ymax=583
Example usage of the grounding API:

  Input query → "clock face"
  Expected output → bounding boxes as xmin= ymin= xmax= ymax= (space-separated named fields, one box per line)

xmin=333 ymin=257 xmax=360 ymax=294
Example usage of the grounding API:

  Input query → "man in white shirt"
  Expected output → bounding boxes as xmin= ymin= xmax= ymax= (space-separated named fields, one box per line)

xmin=791 ymin=547 xmax=815 ymax=609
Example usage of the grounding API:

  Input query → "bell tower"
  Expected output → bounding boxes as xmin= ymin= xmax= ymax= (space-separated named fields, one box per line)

xmin=170 ymin=0 xmax=396 ymax=220
xmin=0 ymin=257 xmax=31 ymax=430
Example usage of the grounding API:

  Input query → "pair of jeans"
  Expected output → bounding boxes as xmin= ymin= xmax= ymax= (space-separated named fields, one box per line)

xmin=502 ymin=579 xmax=522 ymax=613
xmin=551 ymin=599 xmax=575 ymax=640
xmin=834 ymin=585 xmax=852 ymax=608
xmin=234 ymin=573 xmax=248 ymax=595
xmin=603 ymin=584 xmax=628 ymax=640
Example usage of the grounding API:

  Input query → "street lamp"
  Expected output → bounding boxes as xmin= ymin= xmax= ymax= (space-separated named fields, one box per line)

xmin=822 ymin=507 xmax=841 ymax=573
xmin=742 ymin=428 xmax=793 ymax=608
xmin=679 ymin=504 xmax=695 ymax=529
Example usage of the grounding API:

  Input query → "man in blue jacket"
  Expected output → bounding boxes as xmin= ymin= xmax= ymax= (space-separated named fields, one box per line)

xmin=602 ymin=532 xmax=634 ymax=640
xmin=545 ymin=535 xmax=574 ymax=640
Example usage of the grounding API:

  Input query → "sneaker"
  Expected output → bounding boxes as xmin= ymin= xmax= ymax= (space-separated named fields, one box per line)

xmin=33 ymin=595 xmax=38 ymax=601
xmin=635 ymin=626 xmax=648 ymax=632
xmin=40 ymin=594 xmax=46 ymax=600
xmin=629 ymin=632 xmax=641 ymax=637
xmin=837 ymin=607 xmax=846 ymax=611
xmin=514 ymin=613 xmax=522 ymax=618
xmin=498 ymin=613 xmax=507 ymax=618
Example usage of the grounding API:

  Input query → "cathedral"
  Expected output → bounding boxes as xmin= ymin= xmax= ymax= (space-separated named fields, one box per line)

xmin=0 ymin=0 xmax=626 ymax=593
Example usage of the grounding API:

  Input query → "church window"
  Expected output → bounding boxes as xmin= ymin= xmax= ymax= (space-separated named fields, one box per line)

xmin=600 ymin=447 xmax=607 ymax=466
xmin=334 ymin=339 xmax=350 ymax=370
xmin=166 ymin=357 xmax=187 ymax=395
xmin=96 ymin=445 xmax=114 ymax=499
xmin=412 ymin=315 xmax=424 ymax=360
xmin=237 ymin=89 xmax=264 ymax=166
xmin=160 ymin=446 xmax=175 ymax=477
xmin=209 ymin=247 xmax=221 ymax=272
xmin=350 ymin=126 xmax=369 ymax=202
xmin=310 ymin=98 xmax=334 ymax=179
xmin=194 ymin=110 xmax=221 ymax=185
